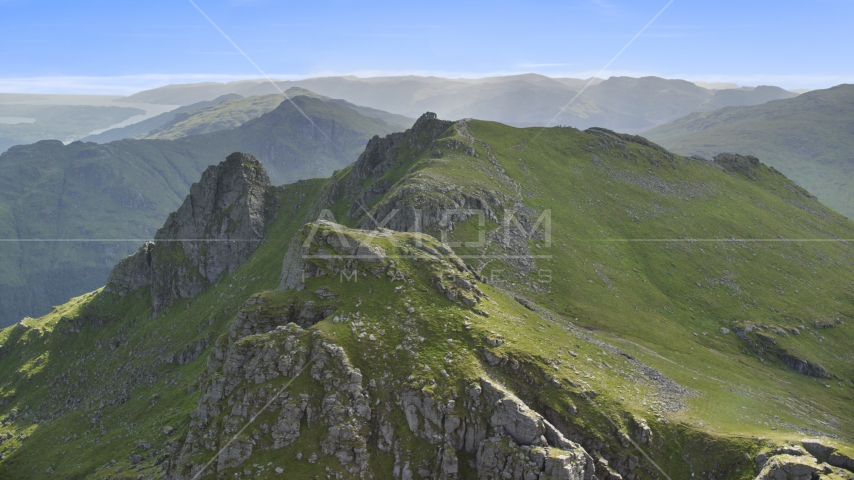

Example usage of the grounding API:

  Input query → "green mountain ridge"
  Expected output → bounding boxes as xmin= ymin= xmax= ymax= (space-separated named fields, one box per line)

xmin=643 ymin=84 xmax=854 ymax=219
xmin=117 ymin=75 xmax=799 ymax=133
xmin=0 ymin=94 xmax=405 ymax=327
xmin=1 ymin=113 xmax=853 ymax=479
xmin=697 ymin=85 xmax=798 ymax=111
xmin=81 ymin=94 xmax=243 ymax=144
xmin=88 ymin=88 xmax=414 ymax=144
xmin=142 ymin=94 xmax=285 ymax=140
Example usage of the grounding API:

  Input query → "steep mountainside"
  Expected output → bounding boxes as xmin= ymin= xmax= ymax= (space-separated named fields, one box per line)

xmin=1 ymin=114 xmax=853 ymax=479
xmin=142 ymin=95 xmax=284 ymax=140
xmin=93 ymin=89 xmax=414 ymax=144
xmin=81 ymin=94 xmax=241 ymax=144
xmin=643 ymin=84 xmax=854 ymax=219
xmin=0 ymin=95 xmax=402 ymax=327
xmin=142 ymin=91 xmax=414 ymax=141
xmin=118 ymin=75 xmax=799 ymax=133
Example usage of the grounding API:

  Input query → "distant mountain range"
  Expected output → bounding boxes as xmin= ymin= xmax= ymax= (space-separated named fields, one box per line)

xmin=116 ymin=74 xmax=801 ymax=133
xmin=0 ymin=93 xmax=406 ymax=326
xmin=644 ymin=84 xmax=854 ymax=219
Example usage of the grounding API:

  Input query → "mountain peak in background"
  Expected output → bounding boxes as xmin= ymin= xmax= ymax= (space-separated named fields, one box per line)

xmin=644 ymin=83 xmax=854 ymax=219
xmin=0 ymin=89 xmax=412 ymax=327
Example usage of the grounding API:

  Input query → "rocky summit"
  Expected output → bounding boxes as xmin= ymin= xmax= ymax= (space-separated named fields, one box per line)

xmin=1 ymin=113 xmax=854 ymax=479
xmin=107 ymin=152 xmax=272 ymax=313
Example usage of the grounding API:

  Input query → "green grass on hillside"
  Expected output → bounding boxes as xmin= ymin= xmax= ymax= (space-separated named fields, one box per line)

xmin=329 ymin=118 xmax=854 ymax=446
xmin=143 ymin=95 xmax=284 ymax=140
xmin=643 ymin=84 xmax=854 ymax=220
xmin=1 ymin=117 xmax=853 ymax=478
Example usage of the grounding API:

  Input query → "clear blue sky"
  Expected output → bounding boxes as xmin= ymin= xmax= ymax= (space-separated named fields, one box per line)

xmin=1 ymin=0 xmax=852 ymax=94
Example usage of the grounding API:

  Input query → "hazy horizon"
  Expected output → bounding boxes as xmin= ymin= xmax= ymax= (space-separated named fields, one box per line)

xmin=2 ymin=0 xmax=853 ymax=94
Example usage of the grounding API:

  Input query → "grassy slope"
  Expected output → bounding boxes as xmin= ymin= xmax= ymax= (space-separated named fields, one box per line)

xmin=0 ymin=96 xmax=400 ymax=327
xmin=0 ymin=119 xmax=853 ymax=478
xmin=143 ymin=95 xmax=283 ymax=140
xmin=327 ymin=119 xmax=854 ymax=444
xmin=461 ymin=121 xmax=854 ymax=443
xmin=81 ymin=94 xmax=242 ymax=144
xmin=643 ymin=84 xmax=854 ymax=219
xmin=0 ymin=185 xmax=757 ymax=479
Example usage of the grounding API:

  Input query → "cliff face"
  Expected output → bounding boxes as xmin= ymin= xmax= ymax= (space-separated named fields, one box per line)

xmin=106 ymin=152 xmax=271 ymax=312
xmin=327 ymin=114 xmax=547 ymax=277
xmin=169 ymin=222 xmax=595 ymax=480
xmin=104 ymin=242 xmax=153 ymax=296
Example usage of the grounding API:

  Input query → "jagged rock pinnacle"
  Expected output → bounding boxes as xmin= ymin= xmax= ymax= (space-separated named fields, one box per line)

xmin=106 ymin=152 xmax=272 ymax=313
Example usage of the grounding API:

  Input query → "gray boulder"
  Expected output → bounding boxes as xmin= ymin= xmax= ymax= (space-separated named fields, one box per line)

xmin=754 ymin=454 xmax=822 ymax=480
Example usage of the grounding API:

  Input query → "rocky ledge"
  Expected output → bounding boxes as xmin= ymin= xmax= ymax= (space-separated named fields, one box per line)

xmin=166 ymin=223 xmax=595 ymax=479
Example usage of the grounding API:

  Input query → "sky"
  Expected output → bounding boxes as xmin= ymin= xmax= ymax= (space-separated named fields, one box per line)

xmin=0 ymin=0 xmax=852 ymax=95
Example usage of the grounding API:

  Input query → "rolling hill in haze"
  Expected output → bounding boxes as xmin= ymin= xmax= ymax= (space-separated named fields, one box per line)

xmin=1 ymin=114 xmax=853 ymax=479
xmin=141 ymin=94 xmax=286 ymax=140
xmin=80 ymin=94 xmax=243 ymax=144
xmin=88 ymin=88 xmax=414 ymax=144
xmin=644 ymin=84 xmax=854 ymax=219
xmin=118 ymin=74 xmax=800 ymax=133
xmin=0 ymin=94 xmax=406 ymax=327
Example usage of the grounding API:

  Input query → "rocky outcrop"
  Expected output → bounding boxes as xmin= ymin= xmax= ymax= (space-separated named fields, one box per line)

xmin=168 ymin=222 xmax=594 ymax=479
xmin=585 ymin=128 xmax=675 ymax=166
xmin=170 ymin=323 xmax=594 ymax=479
xmin=105 ymin=152 xmax=271 ymax=312
xmin=398 ymin=377 xmax=594 ymax=480
xmin=169 ymin=322 xmax=372 ymax=479
xmin=799 ymin=438 xmax=854 ymax=471
xmin=477 ymin=437 xmax=590 ymax=480
xmin=226 ymin=293 xmax=335 ymax=341
xmin=104 ymin=242 xmax=153 ymax=296
xmin=733 ymin=325 xmax=831 ymax=378
xmin=345 ymin=112 xmax=452 ymax=200
xmin=713 ymin=153 xmax=762 ymax=180
xmin=829 ymin=452 xmax=854 ymax=470
xmin=280 ymin=221 xmax=485 ymax=308
xmin=325 ymin=116 xmax=549 ymax=276
xmin=755 ymin=454 xmax=823 ymax=480
xmin=151 ymin=152 xmax=270 ymax=311
xmin=777 ymin=352 xmax=831 ymax=379
xmin=754 ymin=443 xmax=853 ymax=480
